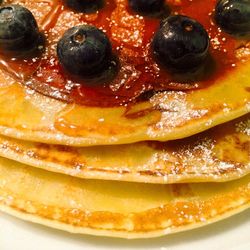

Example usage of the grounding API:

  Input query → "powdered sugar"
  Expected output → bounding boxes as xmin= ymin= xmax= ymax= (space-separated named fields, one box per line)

xmin=236 ymin=119 xmax=250 ymax=136
xmin=147 ymin=91 xmax=208 ymax=135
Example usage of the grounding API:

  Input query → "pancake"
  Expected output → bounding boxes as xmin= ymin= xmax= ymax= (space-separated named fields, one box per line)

xmin=0 ymin=114 xmax=248 ymax=184
xmin=0 ymin=0 xmax=249 ymax=241
xmin=0 ymin=60 xmax=249 ymax=146
xmin=0 ymin=157 xmax=249 ymax=239
xmin=0 ymin=0 xmax=248 ymax=146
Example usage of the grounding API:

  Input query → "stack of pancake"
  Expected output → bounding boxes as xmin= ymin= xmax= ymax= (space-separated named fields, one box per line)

xmin=0 ymin=0 xmax=249 ymax=239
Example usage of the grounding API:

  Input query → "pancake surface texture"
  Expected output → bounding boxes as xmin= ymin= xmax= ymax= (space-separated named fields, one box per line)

xmin=0 ymin=115 xmax=248 ymax=183
xmin=0 ymin=158 xmax=249 ymax=239
xmin=0 ymin=0 xmax=248 ymax=146
xmin=0 ymin=0 xmax=249 ymax=240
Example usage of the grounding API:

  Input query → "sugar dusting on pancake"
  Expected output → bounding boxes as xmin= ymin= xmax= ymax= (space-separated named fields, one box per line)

xmin=0 ymin=0 xmax=248 ymax=145
xmin=148 ymin=91 xmax=208 ymax=133
xmin=236 ymin=118 xmax=250 ymax=136
xmin=0 ymin=115 xmax=248 ymax=183
xmin=0 ymin=0 xmax=248 ymax=239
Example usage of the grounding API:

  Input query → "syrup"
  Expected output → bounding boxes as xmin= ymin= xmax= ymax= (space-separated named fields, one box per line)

xmin=0 ymin=0 xmax=241 ymax=107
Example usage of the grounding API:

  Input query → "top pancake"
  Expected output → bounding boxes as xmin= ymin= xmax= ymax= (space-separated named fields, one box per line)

xmin=0 ymin=0 xmax=249 ymax=146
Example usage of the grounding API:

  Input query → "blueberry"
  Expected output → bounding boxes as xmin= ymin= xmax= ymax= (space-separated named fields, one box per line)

xmin=215 ymin=0 xmax=250 ymax=36
xmin=152 ymin=15 xmax=209 ymax=71
xmin=57 ymin=25 xmax=112 ymax=77
xmin=63 ymin=0 xmax=104 ymax=13
xmin=128 ymin=0 xmax=165 ymax=16
xmin=0 ymin=5 xmax=41 ymax=53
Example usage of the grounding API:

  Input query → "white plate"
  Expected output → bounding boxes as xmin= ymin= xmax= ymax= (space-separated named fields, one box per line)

xmin=0 ymin=210 xmax=249 ymax=250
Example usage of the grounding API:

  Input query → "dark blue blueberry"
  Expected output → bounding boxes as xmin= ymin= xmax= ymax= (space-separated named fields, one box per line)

xmin=0 ymin=5 xmax=41 ymax=53
xmin=215 ymin=0 xmax=250 ymax=36
xmin=152 ymin=15 xmax=209 ymax=71
xmin=63 ymin=0 xmax=104 ymax=13
xmin=128 ymin=0 xmax=165 ymax=16
xmin=57 ymin=25 xmax=112 ymax=77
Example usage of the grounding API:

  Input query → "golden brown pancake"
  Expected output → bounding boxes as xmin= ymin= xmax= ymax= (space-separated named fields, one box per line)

xmin=0 ymin=115 xmax=248 ymax=184
xmin=0 ymin=0 xmax=249 ymax=146
xmin=0 ymin=158 xmax=249 ymax=239
xmin=0 ymin=62 xmax=249 ymax=146
xmin=0 ymin=158 xmax=250 ymax=238
xmin=0 ymin=0 xmax=249 ymax=240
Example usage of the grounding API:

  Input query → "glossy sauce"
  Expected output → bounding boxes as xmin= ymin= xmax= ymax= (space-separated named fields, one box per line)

xmin=0 ymin=0 xmax=241 ymax=107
